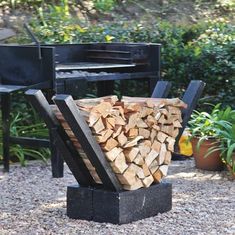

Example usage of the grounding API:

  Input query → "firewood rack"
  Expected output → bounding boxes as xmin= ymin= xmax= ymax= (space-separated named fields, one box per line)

xmin=25 ymin=80 xmax=205 ymax=224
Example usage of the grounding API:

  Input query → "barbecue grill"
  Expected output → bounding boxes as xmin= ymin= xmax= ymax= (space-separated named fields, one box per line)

xmin=0 ymin=42 xmax=160 ymax=95
xmin=0 ymin=42 xmax=161 ymax=174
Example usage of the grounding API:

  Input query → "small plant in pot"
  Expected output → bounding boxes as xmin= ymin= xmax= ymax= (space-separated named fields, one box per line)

xmin=188 ymin=104 xmax=231 ymax=171
xmin=208 ymin=111 xmax=235 ymax=178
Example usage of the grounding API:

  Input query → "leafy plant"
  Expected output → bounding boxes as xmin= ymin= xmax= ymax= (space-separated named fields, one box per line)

xmin=201 ymin=107 xmax=235 ymax=174
xmin=188 ymin=104 xmax=234 ymax=152
xmin=216 ymin=123 xmax=235 ymax=174
xmin=93 ymin=0 xmax=117 ymax=12
xmin=22 ymin=10 xmax=235 ymax=108
xmin=0 ymin=94 xmax=50 ymax=167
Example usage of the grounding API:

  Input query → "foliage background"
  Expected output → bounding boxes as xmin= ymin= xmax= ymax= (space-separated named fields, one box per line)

xmin=23 ymin=2 xmax=234 ymax=107
xmin=0 ymin=0 xmax=234 ymax=165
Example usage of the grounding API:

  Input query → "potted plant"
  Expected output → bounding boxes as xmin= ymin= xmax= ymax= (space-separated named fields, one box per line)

xmin=188 ymin=104 xmax=232 ymax=171
xmin=207 ymin=114 xmax=235 ymax=178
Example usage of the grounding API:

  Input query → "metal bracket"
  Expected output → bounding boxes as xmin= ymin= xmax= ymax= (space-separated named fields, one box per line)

xmin=24 ymin=23 xmax=42 ymax=60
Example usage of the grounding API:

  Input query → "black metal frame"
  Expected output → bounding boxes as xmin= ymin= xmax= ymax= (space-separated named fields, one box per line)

xmin=0 ymin=88 xmax=61 ymax=175
xmin=24 ymin=80 xmax=205 ymax=188
xmin=24 ymin=81 xmax=171 ymax=190
xmin=53 ymin=95 xmax=122 ymax=191
xmin=1 ymin=80 xmax=205 ymax=175
xmin=25 ymin=89 xmax=95 ymax=185
xmin=0 ymin=43 xmax=161 ymax=95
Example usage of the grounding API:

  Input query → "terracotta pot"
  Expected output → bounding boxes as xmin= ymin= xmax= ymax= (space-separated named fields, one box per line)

xmin=191 ymin=137 xmax=224 ymax=171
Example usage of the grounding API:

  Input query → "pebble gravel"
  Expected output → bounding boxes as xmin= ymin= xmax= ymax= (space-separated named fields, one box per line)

xmin=0 ymin=159 xmax=234 ymax=235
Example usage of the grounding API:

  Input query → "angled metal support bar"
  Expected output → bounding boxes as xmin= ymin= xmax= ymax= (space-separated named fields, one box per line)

xmin=25 ymin=90 xmax=59 ymax=127
xmin=50 ymin=127 xmax=96 ymax=187
xmin=179 ymin=80 xmax=206 ymax=139
xmin=2 ymin=93 xmax=11 ymax=172
xmin=54 ymin=95 xmax=122 ymax=192
xmin=25 ymin=89 xmax=95 ymax=186
xmin=25 ymin=89 xmax=64 ymax=178
xmin=151 ymin=81 xmax=172 ymax=98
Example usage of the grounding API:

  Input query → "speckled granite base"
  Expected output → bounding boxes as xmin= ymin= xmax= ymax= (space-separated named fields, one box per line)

xmin=67 ymin=183 xmax=172 ymax=224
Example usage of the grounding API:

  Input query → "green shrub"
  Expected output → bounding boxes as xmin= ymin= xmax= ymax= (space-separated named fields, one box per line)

xmin=0 ymin=0 xmax=45 ymax=9
xmin=0 ymin=93 xmax=50 ymax=167
xmin=27 ymin=8 xmax=234 ymax=107
xmin=93 ymin=0 xmax=117 ymax=12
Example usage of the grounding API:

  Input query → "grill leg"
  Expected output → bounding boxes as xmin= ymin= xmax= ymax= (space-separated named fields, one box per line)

xmin=45 ymin=90 xmax=64 ymax=178
xmin=149 ymin=76 xmax=158 ymax=96
xmin=2 ymin=93 xmax=11 ymax=172
xmin=50 ymin=130 xmax=64 ymax=178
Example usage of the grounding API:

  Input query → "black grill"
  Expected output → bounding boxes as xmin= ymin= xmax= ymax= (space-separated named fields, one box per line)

xmin=0 ymin=42 xmax=161 ymax=174
xmin=0 ymin=43 xmax=160 ymax=96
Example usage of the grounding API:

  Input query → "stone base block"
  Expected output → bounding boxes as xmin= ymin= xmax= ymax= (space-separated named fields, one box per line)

xmin=67 ymin=183 xmax=172 ymax=224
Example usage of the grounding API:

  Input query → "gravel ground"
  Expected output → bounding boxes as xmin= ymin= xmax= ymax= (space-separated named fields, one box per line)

xmin=0 ymin=159 xmax=234 ymax=235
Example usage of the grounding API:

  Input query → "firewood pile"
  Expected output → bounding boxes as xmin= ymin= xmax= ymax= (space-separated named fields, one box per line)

xmin=52 ymin=96 xmax=187 ymax=190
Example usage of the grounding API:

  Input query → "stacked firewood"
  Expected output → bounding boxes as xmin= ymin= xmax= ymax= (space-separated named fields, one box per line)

xmin=53 ymin=95 xmax=187 ymax=190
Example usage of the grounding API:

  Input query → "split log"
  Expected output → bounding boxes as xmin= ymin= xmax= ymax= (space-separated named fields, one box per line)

xmin=123 ymin=179 xmax=143 ymax=190
xmin=157 ymin=143 xmax=167 ymax=165
xmin=129 ymin=163 xmax=145 ymax=179
xmin=116 ymin=168 xmax=136 ymax=185
xmin=124 ymin=147 xmax=139 ymax=162
xmin=173 ymin=120 xmax=182 ymax=128
xmin=142 ymin=163 xmax=151 ymax=177
xmin=145 ymin=149 xmax=159 ymax=166
xmin=139 ymin=128 xmax=151 ymax=139
xmin=149 ymin=160 xmax=159 ymax=174
xmin=96 ymin=129 xmax=113 ymax=143
xmin=150 ymin=129 xmax=157 ymax=142
xmin=166 ymin=137 xmax=176 ymax=152
xmin=123 ymin=136 xmax=144 ymax=148
xmin=139 ymin=144 xmax=151 ymax=157
xmin=115 ymin=116 xmax=126 ymax=126
xmin=88 ymin=112 xmax=101 ymax=127
xmin=157 ymin=131 xmax=169 ymax=143
xmin=137 ymin=118 xmax=148 ymax=128
xmin=105 ymin=147 xmax=122 ymax=161
xmin=127 ymin=128 xmax=139 ymax=137
xmin=153 ymin=169 xmax=163 ymax=183
xmin=92 ymin=118 xmax=105 ymax=133
xmin=112 ymin=125 xmax=122 ymax=138
xmin=152 ymin=140 xmax=161 ymax=153
xmin=102 ymin=138 xmax=118 ymax=152
xmin=142 ymin=175 xmax=154 ymax=188
xmin=164 ymin=151 xmax=172 ymax=165
xmin=111 ymin=152 xmax=128 ymax=174
xmin=117 ymin=131 xmax=128 ymax=146
xmin=133 ymin=154 xmax=145 ymax=166
xmin=104 ymin=117 xmax=116 ymax=129
xmin=159 ymin=165 xmax=169 ymax=176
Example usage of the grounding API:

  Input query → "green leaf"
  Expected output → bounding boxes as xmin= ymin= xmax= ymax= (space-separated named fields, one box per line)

xmin=227 ymin=143 xmax=235 ymax=163
xmin=196 ymin=136 xmax=208 ymax=152
xmin=204 ymin=146 xmax=221 ymax=158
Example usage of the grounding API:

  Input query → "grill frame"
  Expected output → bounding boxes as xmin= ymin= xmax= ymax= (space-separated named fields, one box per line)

xmin=0 ymin=42 xmax=161 ymax=175
xmin=0 ymin=43 xmax=161 ymax=94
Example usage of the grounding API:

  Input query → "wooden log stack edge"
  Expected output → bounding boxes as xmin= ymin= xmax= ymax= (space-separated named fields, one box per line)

xmin=52 ymin=96 xmax=187 ymax=190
